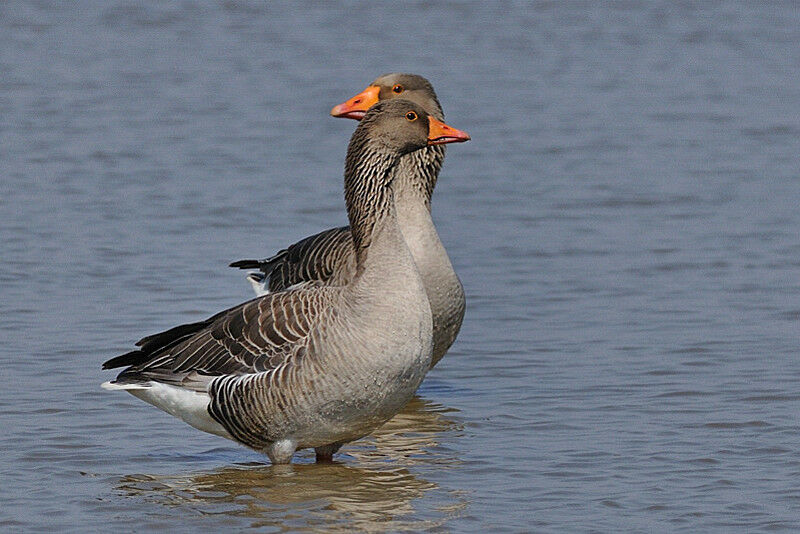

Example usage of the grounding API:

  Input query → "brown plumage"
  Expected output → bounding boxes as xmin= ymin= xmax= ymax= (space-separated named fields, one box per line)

xmin=231 ymin=74 xmax=465 ymax=368
xmin=102 ymin=99 xmax=470 ymax=463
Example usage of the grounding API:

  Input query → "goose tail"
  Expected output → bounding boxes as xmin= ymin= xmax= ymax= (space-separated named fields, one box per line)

xmin=101 ymin=380 xmax=151 ymax=391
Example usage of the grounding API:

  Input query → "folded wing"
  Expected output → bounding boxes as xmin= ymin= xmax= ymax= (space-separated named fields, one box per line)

xmin=104 ymin=286 xmax=335 ymax=391
xmin=230 ymin=226 xmax=355 ymax=292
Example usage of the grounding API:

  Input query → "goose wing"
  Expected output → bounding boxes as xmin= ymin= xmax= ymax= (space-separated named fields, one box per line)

xmin=229 ymin=226 xmax=355 ymax=292
xmin=104 ymin=285 xmax=335 ymax=391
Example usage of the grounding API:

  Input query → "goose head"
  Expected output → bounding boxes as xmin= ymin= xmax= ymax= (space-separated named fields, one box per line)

xmin=331 ymin=73 xmax=444 ymax=121
xmin=344 ymin=99 xmax=469 ymax=257
xmin=351 ymin=99 xmax=468 ymax=161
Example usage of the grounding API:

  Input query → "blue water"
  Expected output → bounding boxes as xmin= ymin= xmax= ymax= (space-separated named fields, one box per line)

xmin=2 ymin=1 xmax=800 ymax=532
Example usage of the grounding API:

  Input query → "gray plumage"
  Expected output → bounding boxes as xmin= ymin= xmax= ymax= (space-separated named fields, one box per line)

xmin=231 ymin=74 xmax=465 ymax=368
xmin=103 ymin=99 xmax=468 ymax=463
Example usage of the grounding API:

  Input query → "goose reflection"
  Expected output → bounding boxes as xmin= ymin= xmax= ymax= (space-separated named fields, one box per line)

xmin=115 ymin=397 xmax=465 ymax=530
xmin=346 ymin=396 xmax=462 ymax=466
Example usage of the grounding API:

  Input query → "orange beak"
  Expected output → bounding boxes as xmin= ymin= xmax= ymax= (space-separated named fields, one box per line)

xmin=330 ymin=85 xmax=381 ymax=120
xmin=427 ymin=116 xmax=471 ymax=145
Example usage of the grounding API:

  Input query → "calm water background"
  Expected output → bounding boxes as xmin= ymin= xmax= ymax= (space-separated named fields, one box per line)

xmin=2 ymin=1 xmax=799 ymax=532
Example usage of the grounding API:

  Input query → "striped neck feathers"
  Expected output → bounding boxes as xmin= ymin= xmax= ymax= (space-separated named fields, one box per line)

xmin=344 ymin=134 xmax=402 ymax=264
xmin=394 ymin=92 xmax=445 ymax=207
xmin=390 ymin=143 xmax=445 ymax=209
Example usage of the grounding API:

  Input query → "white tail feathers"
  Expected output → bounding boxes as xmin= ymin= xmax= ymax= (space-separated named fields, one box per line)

xmin=101 ymin=381 xmax=151 ymax=391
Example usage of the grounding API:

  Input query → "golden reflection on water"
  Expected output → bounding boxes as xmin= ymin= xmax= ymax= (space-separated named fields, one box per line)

xmin=115 ymin=397 xmax=466 ymax=531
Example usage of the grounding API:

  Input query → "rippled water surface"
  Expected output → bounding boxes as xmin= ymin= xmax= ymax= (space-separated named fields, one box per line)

xmin=2 ymin=1 xmax=800 ymax=532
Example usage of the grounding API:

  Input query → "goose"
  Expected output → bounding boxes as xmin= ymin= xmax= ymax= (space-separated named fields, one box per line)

xmin=102 ymin=100 xmax=470 ymax=464
xmin=230 ymin=74 xmax=465 ymax=369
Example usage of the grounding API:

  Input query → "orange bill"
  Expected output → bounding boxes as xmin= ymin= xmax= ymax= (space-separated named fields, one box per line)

xmin=427 ymin=116 xmax=471 ymax=145
xmin=330 ymin=85 xmax=381 ymax=120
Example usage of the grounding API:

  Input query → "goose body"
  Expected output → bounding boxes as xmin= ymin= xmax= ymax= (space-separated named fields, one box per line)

xmin=231 ymin=74 xmax=465 ymax=368
xmin=103 ymin=100 xmax=470 ymax=463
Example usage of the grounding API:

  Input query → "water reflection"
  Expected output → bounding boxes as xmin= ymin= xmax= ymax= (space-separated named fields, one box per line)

xmin=350 ymin=396 xmax=462 ymax=466
xmin=114 ymin=397 xmax=466 ymax=531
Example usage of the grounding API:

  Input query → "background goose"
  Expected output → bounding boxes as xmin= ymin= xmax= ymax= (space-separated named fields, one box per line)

xmin=102 ymin=100 xmax=470 ymax=464
xmin=231 ymin=73 xmax=466 ymax=369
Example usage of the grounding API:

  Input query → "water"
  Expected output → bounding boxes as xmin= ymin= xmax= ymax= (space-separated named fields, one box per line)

xmin=2 ymin=1 xmax=799 ymax=531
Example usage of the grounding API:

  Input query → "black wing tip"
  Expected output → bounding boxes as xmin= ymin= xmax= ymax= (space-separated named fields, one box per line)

xmin=230 ymin=249 xmax=289 ymax=271
xmin=229 ymin=259 xmax=260 ymax=269
xmin=102 ymin=349 xmax=144 ymax=370
xmin=104 ymin=317 xmax=218 ymax=371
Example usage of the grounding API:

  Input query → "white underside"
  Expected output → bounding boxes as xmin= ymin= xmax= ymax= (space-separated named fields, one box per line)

xmin=102 ymin=381 xmax=232 ymax=439
xmin=246 ymin=274 xmax=270 ymax=296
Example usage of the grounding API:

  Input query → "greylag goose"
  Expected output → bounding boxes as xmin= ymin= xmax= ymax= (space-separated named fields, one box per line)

xmin=102 ymin=100 xmax=470 ymax=464
xmin=231 ymin=74 xmax=465 ymax=369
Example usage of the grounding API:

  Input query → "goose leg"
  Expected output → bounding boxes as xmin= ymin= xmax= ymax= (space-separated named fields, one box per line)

xmin=266 ymin=439 xmax=297 ymax=465
xmin=314 ymin=442 xmax=343 ymax=463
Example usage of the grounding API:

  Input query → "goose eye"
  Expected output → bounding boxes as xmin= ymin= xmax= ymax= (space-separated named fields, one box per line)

xmin=392 ymin=84 xmax=404 ymax=94
xmin=405 ymin=111 xmax=417 ymax=121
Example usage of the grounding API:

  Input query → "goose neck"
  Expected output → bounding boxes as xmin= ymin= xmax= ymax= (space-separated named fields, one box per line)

xmin=389 ymin=144 xmax=445 ymax=212
xmin=344 ymin=140 xmax=399 ymax=265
